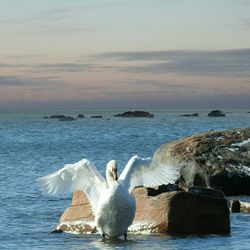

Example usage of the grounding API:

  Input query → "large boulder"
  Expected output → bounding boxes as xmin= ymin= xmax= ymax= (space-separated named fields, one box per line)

xmin=153 ymin=127 xmax=250 ymax=195
xmin=56 ymin=187 xmax=230 ymax=235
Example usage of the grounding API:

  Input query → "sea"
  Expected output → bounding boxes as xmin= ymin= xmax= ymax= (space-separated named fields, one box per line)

xmin=0 ymin=108 xmax=250 ymax=250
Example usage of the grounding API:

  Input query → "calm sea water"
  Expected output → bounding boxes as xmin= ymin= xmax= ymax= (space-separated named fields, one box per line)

xmin=0 ymin=108 xmax=250 ymax=250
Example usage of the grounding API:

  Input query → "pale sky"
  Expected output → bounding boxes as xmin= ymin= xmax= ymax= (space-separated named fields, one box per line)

xmin=1 ymin=0 xmax=250 ymax=109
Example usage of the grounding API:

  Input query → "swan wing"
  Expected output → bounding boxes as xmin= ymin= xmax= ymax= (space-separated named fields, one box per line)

xmin=118 ymin=155 xmax=180 ymax=193
xmin=36 ymin=159 xmax=106 ymax=215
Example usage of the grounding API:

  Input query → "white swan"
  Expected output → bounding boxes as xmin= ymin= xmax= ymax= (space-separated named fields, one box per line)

xmin=36 ymin=155 xmax=179 ymax=239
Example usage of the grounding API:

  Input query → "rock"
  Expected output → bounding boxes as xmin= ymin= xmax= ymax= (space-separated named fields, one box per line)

xmin=77 ymin=114 xmax=85 ymax=118
xmin=239 ymin=201 xmax=250 ymax=213
xmin=230 ymin=200 xmax=250 ymax=213
xmin=91 ymin=116 xmax=103 ymax=118
xmin=49 ymin=115 xmax=68 ymax=119
xmin=114 ymin=111 xmax=154 ymax=118
xmin=57 ymin=186 xmax=230 ymax=235
xmin=58 ymin=116 xmax=76 ymax=121
xmin=45 ymin=115 xmax=76 ymax=121
xmin=153 ymin=127 xmax=250 ymax=195
xmin=208 ymin=110 xmax=225 ymax=117
xmin=231 ymin=200 xmax=241 ymax=213
xmin=180 ymin=113 xmax=199 ymax=117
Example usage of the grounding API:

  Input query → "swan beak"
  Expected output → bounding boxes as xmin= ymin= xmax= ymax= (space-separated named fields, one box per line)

xmin=112 ymin=170 xmax=118 ymax=180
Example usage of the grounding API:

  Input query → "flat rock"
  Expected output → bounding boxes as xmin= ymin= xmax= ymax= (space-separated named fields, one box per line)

xmin=57 ymin=187 xmax=230 ymax=235
xmin=91 ymin=116 xmax=103 ymax=118
xmin=114 ymin=111 xmax=154 ymax=118
xmin=180 ymin=113 xmax=199 ymax=117
xmin=153 ymin=127 xmax=250 ymax=195
xmin=48 ymin=115 xmax=67 ymax=119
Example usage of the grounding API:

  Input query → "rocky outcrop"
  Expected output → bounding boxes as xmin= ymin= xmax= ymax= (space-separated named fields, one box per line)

xmin=57 ymin=187 xmax=230 ymax=235
xmin=48 ymin=115 xmax=68 ymax=119
xmin=208 ymin=110 xmax=225 ymax=117
xmin=153 ymin=127 xmax=250 ymax=195
xmin=114 ymin=111 xmax=154 ymax=118
xmin=58 ymin=116 xmax=76 ymax=121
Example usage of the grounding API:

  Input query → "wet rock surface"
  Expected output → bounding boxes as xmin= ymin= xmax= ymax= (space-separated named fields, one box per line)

xmin=57 ymin=187 xmax=230 ymax=235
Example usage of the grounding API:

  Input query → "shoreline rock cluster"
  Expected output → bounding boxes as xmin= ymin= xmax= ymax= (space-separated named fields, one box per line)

xmin=54 ymin=127 xmax=250 ymax=235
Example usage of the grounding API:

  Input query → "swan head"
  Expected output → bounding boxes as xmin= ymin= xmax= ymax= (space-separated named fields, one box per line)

xmin=106 ymin=160 xmax=118 ymax=185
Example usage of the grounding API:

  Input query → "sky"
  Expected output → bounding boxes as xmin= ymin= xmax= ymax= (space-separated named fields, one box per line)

xmin=0 ymin=0 xmax=250 ymax=109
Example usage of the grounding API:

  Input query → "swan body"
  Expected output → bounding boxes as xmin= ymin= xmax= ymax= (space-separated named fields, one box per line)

xmin=36 ymin=155 xmax=179 ymax=239
xmin=95 ymin=181 xmax=135 ymax=238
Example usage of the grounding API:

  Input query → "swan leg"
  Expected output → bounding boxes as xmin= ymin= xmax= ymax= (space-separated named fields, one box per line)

xmin=124 ymin=233 xmax=127 ymax=240
xmin=102 ymin=233 xmax=106 ymax=239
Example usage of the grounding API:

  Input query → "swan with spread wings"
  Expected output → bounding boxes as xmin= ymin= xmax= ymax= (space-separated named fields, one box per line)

xmin=36 ymin=155 xmax=179 ymax=239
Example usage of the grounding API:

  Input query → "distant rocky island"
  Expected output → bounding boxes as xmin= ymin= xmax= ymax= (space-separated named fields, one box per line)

xmin=114 ymin=110 xmax=154 ymax=118
xmin=208 ymin=110 xmax=226 ymax=117
xmin=43 ymin=110 xmax=155 ymax=121
xmin=43 ymin=115 xmax=76 ymax=121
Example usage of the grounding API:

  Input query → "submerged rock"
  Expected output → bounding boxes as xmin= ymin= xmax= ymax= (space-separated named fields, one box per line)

xmin=154 ymin=127 xmax=250 ymax=195
xmin=114 ymin=111 xmax=154 ymax=118
xmin=57 ymin=186 xmax=230 ymax=235
xmin=208 ymin=110 xmax=226 ymax=117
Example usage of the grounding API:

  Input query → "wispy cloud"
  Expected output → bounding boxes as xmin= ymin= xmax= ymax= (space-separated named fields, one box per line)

xmin=33 ymin=62 xmax=99 ymax=73
xmin=95 ymin=48 xmax=250 ymax=76
xmin=0 ymin=75 xmax=61 ymax=89
xmin=3 ymin=48 xmax=250 ymax=77
xmin=0 ymin=2 xmax=114 ymax=35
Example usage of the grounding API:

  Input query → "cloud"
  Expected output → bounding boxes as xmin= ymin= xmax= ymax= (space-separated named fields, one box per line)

xmin=119 ymin=78 xmax=196 ymax=91
xmin=95 ymin=48 xmax=250 ymax=76
xmin=33 ymin=62 xmax=99 ymax=73
xmin=0 ymin=63 xmax=29 ymax=68
xmin=0 ymin=75 xmax=61 ymax=89
xmin=0 ymin=2 xmax=110 ymax=35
